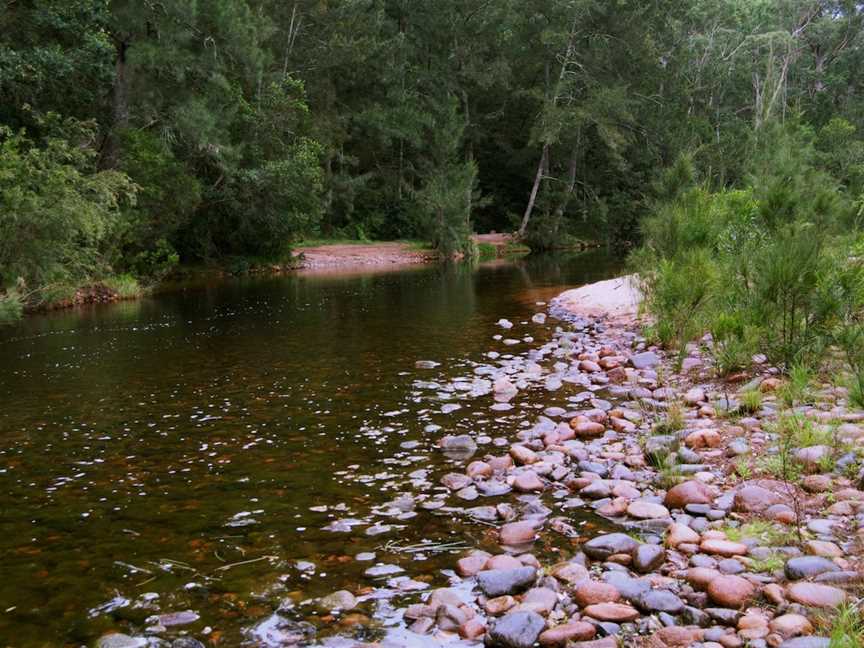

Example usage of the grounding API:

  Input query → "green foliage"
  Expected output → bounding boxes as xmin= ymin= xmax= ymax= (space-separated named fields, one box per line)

xmin=3 ymin=0 xmax=864 ymax=315
xmin=413 ymin=97 xmax=479 ymax=257
xmin=734 ymin=457 xmax=752 ymax=479
xmin=637 ymin=246 xmax=718 ymax=355
xmin=652 ymin=400 xmax=685 ymax=435
xmin=0 ymin=118 xmax=135 ymax=295
xmin=114 ymin=129 xmax=199 ymax=275
xmin=724 ymin=520 xmax=795 ymax=547
xmin=633 ymin=123 xmax=864 ymax=377
xmin=771 ymin=413 xmax=832 ymax=448
xmin=756 ymin=452 xmax=802 ymax=481
xmin=0 ymin=291 xmax=23 ymax=323
xmin=780 ymin=363 xmax=815 ymax=407
xmin=748 ymin=552 xmax=784 ymax=573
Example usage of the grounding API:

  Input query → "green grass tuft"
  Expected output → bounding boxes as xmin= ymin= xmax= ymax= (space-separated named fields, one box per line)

xmin=816 ymin=602 xmax=864 ymax=648
xmin=476 ymin=242 xmax=497 ymax=261
xmin=739 ymin=389 xmax=763 ymax=414
xmin=103 ymin=274 xmax=142 ymax=299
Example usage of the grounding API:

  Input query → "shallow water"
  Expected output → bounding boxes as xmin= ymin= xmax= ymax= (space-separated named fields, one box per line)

xmin=0 ymin=251 xmax=621 ymax=647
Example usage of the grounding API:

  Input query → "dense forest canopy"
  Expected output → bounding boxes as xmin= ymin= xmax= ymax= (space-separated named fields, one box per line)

xmin=1 ymin=0 xmax=864 ymax=305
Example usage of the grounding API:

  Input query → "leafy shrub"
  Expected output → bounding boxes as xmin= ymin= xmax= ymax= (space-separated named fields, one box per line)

xmin=632 ymin=124 xmax=863 ymax=377
xmin=0 ymin=118 xmax=136 ymax=291
xmin=0 ymin=291 xmax=23 ymax=323
xmin=130 ymin=238 xmax=180 ymax=281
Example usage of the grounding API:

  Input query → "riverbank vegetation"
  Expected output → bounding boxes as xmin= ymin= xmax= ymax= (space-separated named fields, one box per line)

xmin=633 ymin=123 xmax=864 ymax=379
xmin=2 ymin=1 xmax=864 ymax=320
xmin=627 ymin=4 xmax=864 ymax=389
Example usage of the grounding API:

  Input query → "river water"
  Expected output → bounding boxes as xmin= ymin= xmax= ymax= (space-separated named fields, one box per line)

xmin=0 ymin=252 xmax=620 ymax=647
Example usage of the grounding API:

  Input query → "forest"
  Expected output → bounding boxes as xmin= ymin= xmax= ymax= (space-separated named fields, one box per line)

xmin=1 ymin=0 xmax=863 ymax=317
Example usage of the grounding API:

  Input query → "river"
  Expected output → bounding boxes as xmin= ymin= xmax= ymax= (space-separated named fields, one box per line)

xmin=0 ymin=251 xmax=621 ymax=647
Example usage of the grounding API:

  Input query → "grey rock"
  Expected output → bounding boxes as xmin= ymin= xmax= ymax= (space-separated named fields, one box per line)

xmin=717 ymin=559 xmax=745 ymax=575
xmin=578 ymin=460 xmax=609 ymax=477
xmin=814 ymin=570 xmax=864 ymax=584
xmin=95 ymin=636 xmax=148 ymax=648
xmin=706 ymin=607 xmax=740 ymax=625
xmin=477 ymin=567 xmax=537 ymax=597
xmin=318 ymin=590 xmax=357 ymax=610
xmin=583 ymin=533 xmax=640 ymax=560
xmin=172 ymin=640 xmax=206 ymax=648
xmin=685 ymin=504 xmax=711 ymax=516
xmin=439 ymin=434 xmax=477 ymax=452
xmin=477 ymin=480 xmax=512 ymax=496
xmin=634 ymin=589 xmax=685 ymax=614
xmin=807 ymin=519 xmax=837 ymax=536
xmin=678 ymin=448 xmax=703 ymax=464
xmin=726 ymin=439 xmax=750 ymax=457
xmin=487 ymin=610 xmax=546 ymax=648
xmin=631 ymin=352 xmax=660 ymax=369
xmin=778 ymin=639 xmax=831 ymax=648
xmin=602 ymin=572 xmax=651 ymax=601
xmin=784 ymin=556 xmax=841 ymax=580
xmin=581 ymin=481 xmax=612 ymax=499
xmin=632 ymin=544 xmax=665 ymax=573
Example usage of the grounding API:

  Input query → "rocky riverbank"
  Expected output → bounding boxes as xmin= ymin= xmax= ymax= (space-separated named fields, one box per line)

xmin=96 ymin=277 xmax=864 ymax=648
xmin=368 ymin=286 xmax=862 ymax=647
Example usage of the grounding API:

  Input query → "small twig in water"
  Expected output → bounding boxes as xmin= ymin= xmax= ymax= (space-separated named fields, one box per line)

xmin=382 ymin=540 xmax=470 ymax=553
xmin=114 ymin=561 xmax=152 ymax=575
xmin=213 ymin=555 xmax=277 ymax=573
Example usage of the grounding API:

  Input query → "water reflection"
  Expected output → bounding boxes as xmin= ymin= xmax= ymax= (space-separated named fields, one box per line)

xmin=0 ymin=251 xmax=620 ymax=646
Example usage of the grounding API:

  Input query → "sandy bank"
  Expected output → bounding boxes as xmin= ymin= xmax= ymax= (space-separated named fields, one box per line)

xmin=556 ymin=274 xmax=642 ymax=323
xmin=295 ymin=242 xmax=436 ymax=270
xmin=294 ymin=234 xmax=521 ymax=271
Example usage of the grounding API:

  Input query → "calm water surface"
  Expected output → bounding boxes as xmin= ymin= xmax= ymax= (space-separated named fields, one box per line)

xmin=0 ymin=252 xmax=620 ymax=647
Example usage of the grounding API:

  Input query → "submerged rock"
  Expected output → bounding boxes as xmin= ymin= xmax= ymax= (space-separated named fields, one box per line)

xmin=318 ymin=590 xmax=357 ymax=611
xmin=95 ymin=635 xmax=148 ymax=648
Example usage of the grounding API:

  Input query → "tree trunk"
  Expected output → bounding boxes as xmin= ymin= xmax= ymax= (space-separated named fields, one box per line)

xmin=518 ymin=143 xmax=549 ymax=237
xmin=462 ymin=89 xmax=473 ymax=228
xmin=102 ymin=39 xmax=130 ymax=169
xmin=554 ymin=143 xmax=580 ymax=220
